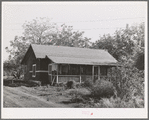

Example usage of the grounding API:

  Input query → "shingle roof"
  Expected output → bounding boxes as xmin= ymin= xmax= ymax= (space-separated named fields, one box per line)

xmin=31 ymin=44 xmax=118 ymax=66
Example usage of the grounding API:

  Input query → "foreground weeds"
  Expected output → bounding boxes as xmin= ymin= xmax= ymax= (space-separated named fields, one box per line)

xmin=67 ymin=67 xmax=144 ymax=108
xmin=94 ymin=96 xmax=144 ymax=108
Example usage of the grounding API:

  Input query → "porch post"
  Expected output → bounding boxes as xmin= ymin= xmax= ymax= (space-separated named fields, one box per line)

xmin=51 ymin=64 xmax=52 ymax=84
xmin=92 ymin=65 xmax=94 ymax=81
xmin=80 ymin=66 xmax=81 ymax=83
xmin=56 ymin=64 xmax=58 ymax=83
xmin=98 ymin=66 xmax=100 ymax=80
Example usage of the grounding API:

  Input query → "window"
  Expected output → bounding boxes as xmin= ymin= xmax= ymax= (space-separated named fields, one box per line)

xmin=100 ymin=66 xmax=107 ymax=76
xmin=70 ymin=65 xmax=79 ymax=75
xmin=61 ymin=65 xmax=69 ymax=75
xmin=48 ymin=64 xmax=52 ymax=75
xmin=32 ymin=64 xmax=36 ymax=77
xmin=81 ymin=65 xmax=92 ymax=75
xmin=81 ymin=66 xmax=86 ymax=75
xmin=86 ymin=65 xmax=92 ymax=75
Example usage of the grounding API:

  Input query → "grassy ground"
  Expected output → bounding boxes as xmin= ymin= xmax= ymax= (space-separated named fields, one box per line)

xmin=3 ymin=85 xmax=90 ymax=108
xmin=3 ymin=79 xmax=144 ymax=108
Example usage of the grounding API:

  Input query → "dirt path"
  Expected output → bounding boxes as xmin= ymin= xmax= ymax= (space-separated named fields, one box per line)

xmin=3 ymin=86 xmax=70 ymax=108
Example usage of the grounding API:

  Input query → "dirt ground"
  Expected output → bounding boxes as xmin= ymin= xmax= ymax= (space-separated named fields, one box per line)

xmin=3 ymin=85 xmax=79 ymax=108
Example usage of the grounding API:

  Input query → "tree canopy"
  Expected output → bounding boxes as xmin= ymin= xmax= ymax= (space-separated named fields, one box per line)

xmin=4 ymin=18 xmax=92 ymax=77
xmin=91 ymin=22 xmax=145 ymax=69
xmin=6 ymin=18 xmax=91 ymax=61
xmin=4 ymin=18 xmax=145 ymax=78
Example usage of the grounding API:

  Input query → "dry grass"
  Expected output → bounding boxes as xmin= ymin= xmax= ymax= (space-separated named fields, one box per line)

xmin=93 ymin=96 xmax=144 ymax=108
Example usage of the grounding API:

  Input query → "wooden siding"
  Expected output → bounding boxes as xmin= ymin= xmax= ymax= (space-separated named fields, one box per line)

xmin=23 ymin=46 xmax=42 ymax=81
xmin=24 ymin=49 xmax=36 ymax=80
xmin=40 ymin=58 xmax=52 ymax=70
xmin=23 ymin=48 xmax=110 ymax=84
xmin=40 ymin=72 xmax=49 ymax=85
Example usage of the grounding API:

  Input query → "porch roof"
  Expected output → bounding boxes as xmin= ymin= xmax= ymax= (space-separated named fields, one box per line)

xmin=31 ymin=44 xmax=118 ymax=66
xmin=46 ymin=56 xmax=118 ymax=66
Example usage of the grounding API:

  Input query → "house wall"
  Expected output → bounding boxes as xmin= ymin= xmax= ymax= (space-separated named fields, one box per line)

xmin=27 ymin=58 xmax=40 ymax=81
xmin=23 ymin=47 xmax=50 ymax=83
xmin=23 ymin=47 xmax=111 ymax=84
xmin=40 ymin=59 xmax=50 ymax=70
xmin=24 ymin=49 xmax=36 ymax=80
xmin=40 ymin=58 xmax=52 ymax=84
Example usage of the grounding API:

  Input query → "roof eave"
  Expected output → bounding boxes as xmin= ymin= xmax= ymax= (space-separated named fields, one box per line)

xmin=21 ymin=44 xmax=37 ymax=64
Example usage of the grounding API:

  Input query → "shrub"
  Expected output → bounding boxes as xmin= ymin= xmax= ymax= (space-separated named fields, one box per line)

xmin=90 ymin=79 xmax=115 ymax=99
xmin=7 ymin=83 xmax=19 ymax=87
xmin=81 ymin=79 xmax=93 ymax=88
xmin=75 ymin=83 xmax=82 ymax=88
xmin=66 ymin=88 xmax=91 ymax=104
xmin=67 ymin=88 xmax=91 ymax=96
xmin=56 ymin=87 xmax=65 ymax=92
xmin=25 ymin=80 xmax=41 ymax=87
xmin=71 ymin=94 xmax=85 ymax=103
xmin=110 ymin=66 xmax=144 ymax=100
xmin=55 ymin=82 xmax=65 ymax=87
xmin=66 ymin=80 xmax=76 ymax=89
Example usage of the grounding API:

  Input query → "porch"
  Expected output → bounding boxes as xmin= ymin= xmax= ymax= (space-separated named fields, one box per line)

xmin=48 ymin=63 xmax=120 ymax=85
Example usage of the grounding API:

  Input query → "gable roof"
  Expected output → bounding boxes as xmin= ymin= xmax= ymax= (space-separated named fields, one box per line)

xmin=26 ymin=44 xmax=118 ymax=66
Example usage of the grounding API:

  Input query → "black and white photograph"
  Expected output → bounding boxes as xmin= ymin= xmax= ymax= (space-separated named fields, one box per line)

xmin=2 ymin=1 xmax=148 ymax=119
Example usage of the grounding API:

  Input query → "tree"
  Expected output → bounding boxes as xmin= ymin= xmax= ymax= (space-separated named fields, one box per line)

xmin=50 ymin=24 xmax=91 ymax=47
xmin=92 ymin=22 xmax=145 ymax=66
xmin=4 ymin=59 xmax=23 ymax=79
xmin=6 ymin=18 xmax=91 ymax=61
xmin=133 ymin=47 xmax=144 ymax=70
xmin=5 ymin=17 xmax=91 ymax=78
xmin=22 ymin=17 xmax=56 ymax=44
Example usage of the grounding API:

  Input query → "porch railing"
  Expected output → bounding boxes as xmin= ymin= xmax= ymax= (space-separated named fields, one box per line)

xmin=50 ymin=75 xmax=121 ymax=85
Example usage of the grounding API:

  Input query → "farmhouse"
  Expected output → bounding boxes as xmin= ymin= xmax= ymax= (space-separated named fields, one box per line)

xmin=21 ymin=44 xmax=119 ymax=85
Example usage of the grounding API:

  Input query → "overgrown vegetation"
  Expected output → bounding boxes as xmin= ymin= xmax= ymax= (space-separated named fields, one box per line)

xmin=90 ymin=80 xmax=116 ymax=99
xmin=67 ymin=65 xmax=144 ymax=108
xmin=4 ymin=18 xmax=145 ymax=108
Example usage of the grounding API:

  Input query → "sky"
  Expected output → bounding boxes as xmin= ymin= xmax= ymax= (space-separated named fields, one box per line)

xmin=2 ymin=1 xmax=147 ymax=61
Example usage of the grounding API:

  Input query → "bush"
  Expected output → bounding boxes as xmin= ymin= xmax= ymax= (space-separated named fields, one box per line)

xmin=68 ymin=88 xmax=91 ymax=96
xmin=81 ymin=79 xmax=93 ymax=88
xmin=66 ymin=88 xmax=91 ymax=103
xmin=66 ymin=80 xmax=76 ymax=89
xmin=110 ymin=66 xmax=144 ymax=100
xmin=90 ymin=79 xmax=115 ymax=99
xmin=26 ymin=80 xmax=41 ymax=87
xmin=7 ymin=83 xmax=19 ymax=87
xmin=75 ymin=83 xmax=82 ymax=88
xmin=3 ymin=79 xmax=42 ymax=87
xmin=71 ymin=95 xmax=85 ymax=103
xmin=55 ymin=82 xmax=65 ymax=87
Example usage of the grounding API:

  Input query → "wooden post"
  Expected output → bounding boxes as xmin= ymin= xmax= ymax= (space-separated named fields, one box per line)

xmin=92 ymin=65 xmax=94 ymax=81
xmin=56 ymin=64 xmax=58 ymax=83
xmin=80 ymin=66 xmax=81 ymax=83
xmin=51 ymin=64 xmax=52 ymax=85
xmin=48 ymin=63 xmax=52 ymax=85
xmin=98 ymin=66 xmax=100 ymax=80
